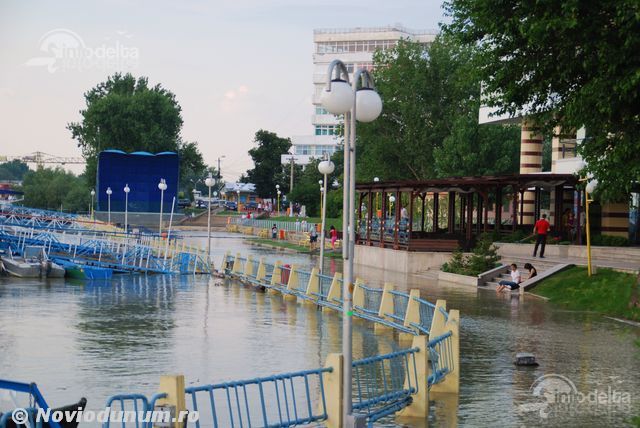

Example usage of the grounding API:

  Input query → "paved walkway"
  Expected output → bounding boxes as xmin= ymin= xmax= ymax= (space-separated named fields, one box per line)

xmin=522 ymin=254 xmax=638 ymax=273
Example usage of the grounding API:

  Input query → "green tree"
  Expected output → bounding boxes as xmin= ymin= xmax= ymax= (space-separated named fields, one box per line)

xmin=245 ymin=130 xmax=293 ymax=198
xmin=444 ymin=0 xmax=640 ymax=199
xmin=356 ymin=36 xmax=520 ymax=180
xmin=68 ymin=73 xmax=203 ymax=186
xmin=22 ymin=167 xmax=90 ymax=213
xmin=0 ymin=160 xmax=29 ymax=181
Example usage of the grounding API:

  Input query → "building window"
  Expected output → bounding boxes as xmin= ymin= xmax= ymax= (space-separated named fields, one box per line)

xmin=315 ymin=106 xmax=329 ymax=115
xmin=315 ymin=125 xmax=339 ymax=136
xmin=316 ymin=40 xmax=397 ymax=54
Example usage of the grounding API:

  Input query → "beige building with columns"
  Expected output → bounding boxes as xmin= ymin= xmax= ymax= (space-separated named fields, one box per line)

xmin=479 ymin=105 xmax=636 ymax=242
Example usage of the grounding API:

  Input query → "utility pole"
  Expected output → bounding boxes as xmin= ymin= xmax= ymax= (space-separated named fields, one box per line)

xmin=289 ymin=156 xmax=295 ymax=217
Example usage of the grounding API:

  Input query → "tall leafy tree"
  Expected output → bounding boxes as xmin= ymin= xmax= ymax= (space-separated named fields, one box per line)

xmin=22 ymin=167 xmax=90 ymax=212
xmin=0 ymin=160 xmax=29 ymax=181
xmin=356 ymin=36 xmax=520 ymax=181
xmin=444 ymin=0 xmax=640 ymax=199
xmin=245 ymin=130 xmax=293 ymax=198
xmin=68 ymin=73 xmax=203 ymax=186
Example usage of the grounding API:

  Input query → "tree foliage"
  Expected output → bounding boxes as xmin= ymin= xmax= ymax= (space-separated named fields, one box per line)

xmin=356 ymin=36 xmax=521 ymax=181
xmin=68 ymin=73 xmax=205 ymax=188
xmin=444 ymin=0 xmax=640 ymax=199
xmin=22 ymin=167 xmax=90 ymax=213
xmin=0 ymin=160 xmax=29 ymax=181
xmin=245 ymin=130 xmax=293 ymax=198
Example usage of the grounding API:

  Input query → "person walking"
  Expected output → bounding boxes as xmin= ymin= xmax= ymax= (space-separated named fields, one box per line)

xmin=533 ymin=213 xmax=551 ymax=258
xmin=329 ymin=225 xmax=338 ymax=250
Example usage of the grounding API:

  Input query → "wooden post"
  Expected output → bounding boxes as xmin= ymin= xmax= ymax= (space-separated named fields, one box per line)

xmin=398 ymin=335 xmax=429 ymax=418
xmin=232 ymin=252 xmax=242 ymax=274
xmin=325 ymin=272 xmax=343 ymax=312
xmin=285 ymin=264 xmax=299 ymax=301
xmin=430 ymin=309 xmax=460 ymax=395
xmin=321 ymin=354 xmax=343 ymax=428
xmin=377 ymin=282 xmax=395 ymax=325
xmin=495 ymin=186 xmax=502 ymax=234
xmin=352 ymin=278 xmax=365 ymax=310
xmin=433 ymin=192 xmax=439 ymax=232
xmin=305 ymin=267 xmax=320 ymax=302
xmin=269 ymin=260 xmax=282 ymax=293
xmin=448 ymin=192 xmax=456 ymax=234
xmin=155 ymin=375 xmax=186 ymax=428
xmin=244 ymin=254 xmax=254 ymax=279
xmin=255 ymin=257 xmax=266 ymax=282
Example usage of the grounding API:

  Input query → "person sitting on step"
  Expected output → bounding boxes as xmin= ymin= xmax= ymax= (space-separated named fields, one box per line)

xmin=497 ymin=263 xmax=521 ymax=292
xmin=524 ymin=262 xmax=537 ymax=280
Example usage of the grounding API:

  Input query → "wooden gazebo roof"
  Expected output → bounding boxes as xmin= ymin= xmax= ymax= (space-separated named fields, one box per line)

xmin=355 ymin=173 xmax=578 ymax=193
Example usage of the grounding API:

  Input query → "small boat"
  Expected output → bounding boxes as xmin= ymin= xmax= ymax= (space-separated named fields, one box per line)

xmin=53 ymin=258 xmax=113 ymax=280
xmin=0 ymin=246 xmax=65 ymax=278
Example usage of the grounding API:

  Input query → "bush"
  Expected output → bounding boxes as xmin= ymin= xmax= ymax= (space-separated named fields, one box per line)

xmin=441 ymin=234 xmax=501 ymax=277
xmin=591 ymin=234 xmax=630 ymax=247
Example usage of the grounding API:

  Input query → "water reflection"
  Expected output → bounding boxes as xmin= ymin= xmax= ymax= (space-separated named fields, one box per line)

xmin=0 ymin=232 xmax=638 ymax=427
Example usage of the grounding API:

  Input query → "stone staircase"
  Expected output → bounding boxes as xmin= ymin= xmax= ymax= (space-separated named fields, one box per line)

xmin=481 ymin=257 xmax=572 ymax=292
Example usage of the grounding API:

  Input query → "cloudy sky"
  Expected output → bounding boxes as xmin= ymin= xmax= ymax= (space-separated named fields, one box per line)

xmin=0 ymin=0 xmax=446 ymax=180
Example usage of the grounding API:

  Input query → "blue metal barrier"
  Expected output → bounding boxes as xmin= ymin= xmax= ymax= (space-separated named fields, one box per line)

xmin=185 ymin=368 xmax=331 ymax=428
xmin=355 ymin=285 xmax=383 ymax=316
xmin=0 ymin=380 xmax=61 ymax=428
xmin=352 ymin=348 xmax=419 ymax=425
xmin=427 ymin=331 xmax=454 ymax=387
xmin=103 ymin=393 xmax=151 ymax=428
xmin=388 ymin=290 xmax=409 ymax=323
xmin=0 ymin=407 xmax=42 ymax=428
xmin=409 ymin=296 xmax=436 ymax=335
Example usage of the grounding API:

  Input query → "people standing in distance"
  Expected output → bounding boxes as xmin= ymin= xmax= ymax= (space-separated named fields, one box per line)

xmin=533 ymin=213 xmax=551 ymax=258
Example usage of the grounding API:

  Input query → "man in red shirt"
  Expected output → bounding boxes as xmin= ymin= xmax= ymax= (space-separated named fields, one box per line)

xmin=533 ymin=213 xmax=551 ymax=258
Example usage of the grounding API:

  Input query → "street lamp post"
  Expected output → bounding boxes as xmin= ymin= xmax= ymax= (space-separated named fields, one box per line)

xmin=319 ymin=180 xmax=324 ymax=215
xmin=205 ymin=173 xmax=215 ymax=265
xmin=321 ymin=59 xmax=382 ymax=426
xmin=318 ymin=158 xmax=335 ymax=275
xmin=106 ymin=187 xmax=112 ymax=224
xmin=585 ymin=179 xmax=598 ymax=276
xmin=236 ymin=190 xmax=241 ymax=212
xmin=124 ymin=184 xmax=130 ymax=234
xmin=373 ymin=177 xmax=380 ymax=217
xmin=158 ymin=178 xmax=167 ymax=235
xmin=389 ymin=195 xmax=396 ymax=218
xmin=276 ymin=184 xmax=281 ymax=216
xmin=90 ymin=189 xmax=95 ymax=221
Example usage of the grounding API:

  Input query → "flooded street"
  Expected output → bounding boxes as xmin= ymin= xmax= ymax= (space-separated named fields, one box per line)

xmin=1 ymin=231 xmax=639 ymax=426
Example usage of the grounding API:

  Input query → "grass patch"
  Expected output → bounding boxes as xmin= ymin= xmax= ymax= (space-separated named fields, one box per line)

xmin=270 ymin=216 xmax=342 ymax=230
xmin=533 ymin=266 xmax=640 ymax=322
xmin=216 ymin=210 xmax=241 ymax=216
xmin=249 ymin=238 xmax=342 ymax=258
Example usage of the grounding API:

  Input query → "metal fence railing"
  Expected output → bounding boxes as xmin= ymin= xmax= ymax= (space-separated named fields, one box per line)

xmin=185 ymin=368 xmax=331 ymax=428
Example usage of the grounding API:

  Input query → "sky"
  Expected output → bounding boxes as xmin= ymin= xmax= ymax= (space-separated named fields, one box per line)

xmin=0 ymin=0 xmax=446 ymax=181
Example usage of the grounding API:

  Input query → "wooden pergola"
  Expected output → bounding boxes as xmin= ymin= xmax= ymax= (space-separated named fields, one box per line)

xmin=355 ymin=174 xmax=578 ymax=252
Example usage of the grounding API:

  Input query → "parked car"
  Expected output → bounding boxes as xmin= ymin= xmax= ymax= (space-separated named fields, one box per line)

xmin=195 ymin=200 xmax=207 ymax=209
xmin=246 ymin=201 xmax=259 ymax=210
xmin=177 ymin=198 xmax=191 ymax=208
xmin=225 ymin=201 xmax=237 ymax=211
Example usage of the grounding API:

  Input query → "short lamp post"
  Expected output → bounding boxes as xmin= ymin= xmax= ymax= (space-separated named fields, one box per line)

xmin=236 ymin=190 xmax=241 ymax=212
xmin=319 ymin=179 xmax=324 ymax=215
xmin=321 ymin=59 xmax=382 ymax=425
xmin=106 ymin=187 xmax=112 ymax=224
xmin=373 ymin=177 xmax=380 ymax=217
xmin=388 ymin=195 xmax=396 ymax=218
xmin=585 ymin=179 xmax=598 ymax=276
xmin=276 ymin=184 xmax=281 ymax=216
xmin=205 ymin=173 xmax=216 ymax=264
xmin=158 ymin=178 xmax=167 ymax=235
xmin=90 ymin=189 xmax=95 ymax=222
xmin=123 ymin=184 xmax=130 ymax=234
xmin=318 ymin=158 xmax=335 ymax=275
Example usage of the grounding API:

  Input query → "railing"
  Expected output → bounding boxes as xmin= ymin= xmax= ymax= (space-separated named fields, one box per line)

xmin=428 ymin=331 xmax=454 ymax=387
xmin=410 ymin=296 xmax=437 ymax=335
xmin=352 ymin=348 xmax=419 ymax=424
xmin=356 ymin=284 xmax=383 ymax=316
xmin=228 ymin=217 xmax=319 ymax=233
xmin=184 ymin=368 xmax=331 ymax=428
xmin=0 ymin=379 xmax=61 ymax=428
xmin=0 ymin=407 xmax=41 ymax=428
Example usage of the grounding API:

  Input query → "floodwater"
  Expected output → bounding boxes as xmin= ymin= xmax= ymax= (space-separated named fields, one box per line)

xmin=1 ymin=231 xmax=639 ymax=427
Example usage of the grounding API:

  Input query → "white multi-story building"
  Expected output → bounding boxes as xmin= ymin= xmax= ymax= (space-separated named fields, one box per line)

xmin=282 ymin=25 xmax=437 ymax=166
